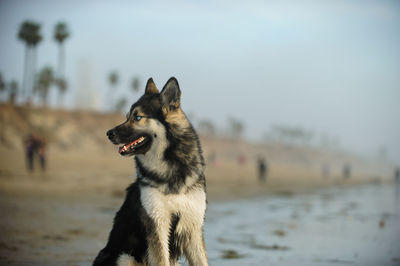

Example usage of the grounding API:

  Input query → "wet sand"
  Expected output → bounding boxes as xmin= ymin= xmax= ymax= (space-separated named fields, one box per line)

xmin=205 ymin=183 xmax=400 ymax=266
xmin=0 ymin=182 xmax=399 ymax=266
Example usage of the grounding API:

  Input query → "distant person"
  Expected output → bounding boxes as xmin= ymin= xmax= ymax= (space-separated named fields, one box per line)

xmin=257 ymin=156 xmax=268 ymax=182
xmin=24 ymin=134 xmax=37 ymax=172
xmin=395 ymin=168 xmax=400 ymax=204
xmin=343 ymin=163 xmax=351 ymax=179
xmin=395 ymin=168 xmax=400 ymax=184
xmin=38 ymin=136 xmax=47 ymax=171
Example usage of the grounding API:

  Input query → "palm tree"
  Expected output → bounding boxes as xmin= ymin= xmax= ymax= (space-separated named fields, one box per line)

xmin=55 ymin=78 xmax=68 ymax=106
xmin=228 ymin=116 xmax=245 ymax=139
xmin=0 ymin=72 xmax=5 ymax=101
xmin=109 ymin=71 xmax=118 ymax=86
xmin=108 ymin=71 xmax=119 ymax=111
xmin=30 ymin=28 xmax=42 ymax=104
xmin=131 ymin=76 xmax=140 ymax=93
xmin=53 ymin=22 xmax=69 ymax=106
xmin=115 ymin=97 xmax=127 ymax=113
xmin=18 ymin=21 xmax=42 ymax=103
xmin=8 ymin=81 xmax=18 ymax=104
xmin=54 ymin=22 xmax=70 ymax=77
xmin=35 ymin=66 xmax=54 ymax=106
xmin=18 ymin=21 xmax=32 ymax=102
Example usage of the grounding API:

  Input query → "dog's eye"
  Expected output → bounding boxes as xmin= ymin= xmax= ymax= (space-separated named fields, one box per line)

xmin=134 ymin=115 xmax=142 ymax=122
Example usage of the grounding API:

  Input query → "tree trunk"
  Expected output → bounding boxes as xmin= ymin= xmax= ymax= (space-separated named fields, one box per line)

xmin=21 ymin=45 xmax=29 ymax=103
xmin=58 ymin=42 xmax=65 ymax=77
xmin=108 ymin=87 xmax=112 ymax=112
xmin=57 ymin=42 xmax=66 ymax=107
xmin=43 ymin=90 xmax=47 ymax=107
xmin=29 ymin=46 xmax=38 ymax=104
xmin=25 ymin=46 xmax=35 ymax=104
xmin=57 ymin=91 xmax=64 ymax=107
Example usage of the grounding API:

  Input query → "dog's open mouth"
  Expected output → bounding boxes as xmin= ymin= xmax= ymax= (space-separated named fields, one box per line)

xmin=119 ymin=135 xmax=152 ymax=156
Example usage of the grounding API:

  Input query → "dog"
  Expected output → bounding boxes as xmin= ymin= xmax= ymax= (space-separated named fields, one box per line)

xmin=93 ymin=77 xmax=208 ymax=266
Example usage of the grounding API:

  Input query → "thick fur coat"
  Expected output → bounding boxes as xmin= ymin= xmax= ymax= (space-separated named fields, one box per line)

xmin=93 ymin=77 xmax=208 ymax=266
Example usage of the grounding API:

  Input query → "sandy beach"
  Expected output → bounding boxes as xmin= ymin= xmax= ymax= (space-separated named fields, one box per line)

xmin=0 ymin=179 xmax=399 ymax=266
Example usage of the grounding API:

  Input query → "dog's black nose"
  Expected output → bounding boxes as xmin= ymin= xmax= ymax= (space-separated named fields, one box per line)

xmin=106 ymin=129 xmax=115 ymax=140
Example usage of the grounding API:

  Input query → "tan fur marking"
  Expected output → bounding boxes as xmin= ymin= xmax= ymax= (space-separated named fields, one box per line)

xmin=116 ymin=254 xmax=144 ymax=266
xmin=164 ymin=108 xmax=190 ymax=127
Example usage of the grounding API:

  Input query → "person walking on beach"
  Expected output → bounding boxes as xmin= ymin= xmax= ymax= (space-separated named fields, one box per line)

xmin=395 ymin=167 xmax=400 ymax=204
xmin=24 ymin=134 xmax=37 ymax=172
xmin=23 ymin=134 xmax=47 ymax=172
xmin=257 ymin=156 xmax=268 ymax=183
xmin=343 ymin=163 xmax=351 ymax=179
xmin=38 ymin=136 xmax=47 ymax=171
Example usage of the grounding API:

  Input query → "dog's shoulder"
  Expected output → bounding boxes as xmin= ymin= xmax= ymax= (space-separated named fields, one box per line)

xmin=126 ymin=181 xmax=140 ymax=199
xmin=117 ymin=181 xmax=140 ymax=210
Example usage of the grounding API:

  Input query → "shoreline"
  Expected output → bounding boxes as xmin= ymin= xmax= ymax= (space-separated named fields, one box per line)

xmin=0 ymin=170 xmax=392 ymax=203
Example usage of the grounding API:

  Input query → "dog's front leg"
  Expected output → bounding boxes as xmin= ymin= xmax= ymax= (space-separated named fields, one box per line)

xmin=183 ymin=230 xmax=208 ymax=266
xmin=141 ymin=187 xmax=174 ymax=265
xmin=178 ymin=216 xmax=208 ymax=266
xmin=146 ymin=215 xmax=171 ymax=266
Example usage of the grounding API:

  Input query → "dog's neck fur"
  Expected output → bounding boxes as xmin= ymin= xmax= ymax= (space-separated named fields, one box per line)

xmin=135 ymin=115 xmax=205 ymax=194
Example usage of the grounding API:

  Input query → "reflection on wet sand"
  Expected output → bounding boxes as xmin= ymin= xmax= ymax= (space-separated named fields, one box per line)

xmin=205 ymin=183 xmax=400 ymax=266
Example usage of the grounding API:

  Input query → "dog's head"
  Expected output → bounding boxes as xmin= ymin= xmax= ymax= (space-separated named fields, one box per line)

xmin=106 ymin=77 xmax=187 ymax=156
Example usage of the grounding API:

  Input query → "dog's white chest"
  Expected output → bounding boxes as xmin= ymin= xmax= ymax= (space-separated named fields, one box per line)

xmin=140 ymin=186 xmax=206 ymax=224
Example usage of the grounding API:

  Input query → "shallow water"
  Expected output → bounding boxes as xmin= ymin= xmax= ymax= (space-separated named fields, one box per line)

xmin=203 ymin=183 xmax=400 ymax=266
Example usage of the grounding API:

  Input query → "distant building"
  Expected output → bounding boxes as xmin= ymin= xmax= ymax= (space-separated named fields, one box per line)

xmin=75 ymin=58 xmax=100 ymax=111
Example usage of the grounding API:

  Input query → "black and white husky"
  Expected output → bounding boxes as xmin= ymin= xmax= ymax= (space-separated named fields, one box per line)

xmin=93 ymin=77 xmax=208 ymax=266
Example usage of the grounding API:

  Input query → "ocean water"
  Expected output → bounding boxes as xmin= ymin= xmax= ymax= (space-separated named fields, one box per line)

xmin=202 ymin=183 xmax=400 ymax=266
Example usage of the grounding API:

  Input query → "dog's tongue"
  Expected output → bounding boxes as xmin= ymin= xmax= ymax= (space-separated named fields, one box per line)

xmin=119 ymin=137 xmax=145 ymax=154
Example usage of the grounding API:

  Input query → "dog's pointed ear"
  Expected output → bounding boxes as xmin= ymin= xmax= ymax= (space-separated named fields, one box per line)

xmin=145 ymin=78 xmax=159 ymax=94
xmin=160 ymin=77 xmax=181 ymax=111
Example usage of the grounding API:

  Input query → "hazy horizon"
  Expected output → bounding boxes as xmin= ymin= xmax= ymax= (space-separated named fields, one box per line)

xmin=0 ymin=0 xmax=399 ymax=164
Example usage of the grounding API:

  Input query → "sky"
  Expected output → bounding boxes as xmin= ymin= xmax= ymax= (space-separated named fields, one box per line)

xmin=0 ymin=0 xmax=399 ymax=164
